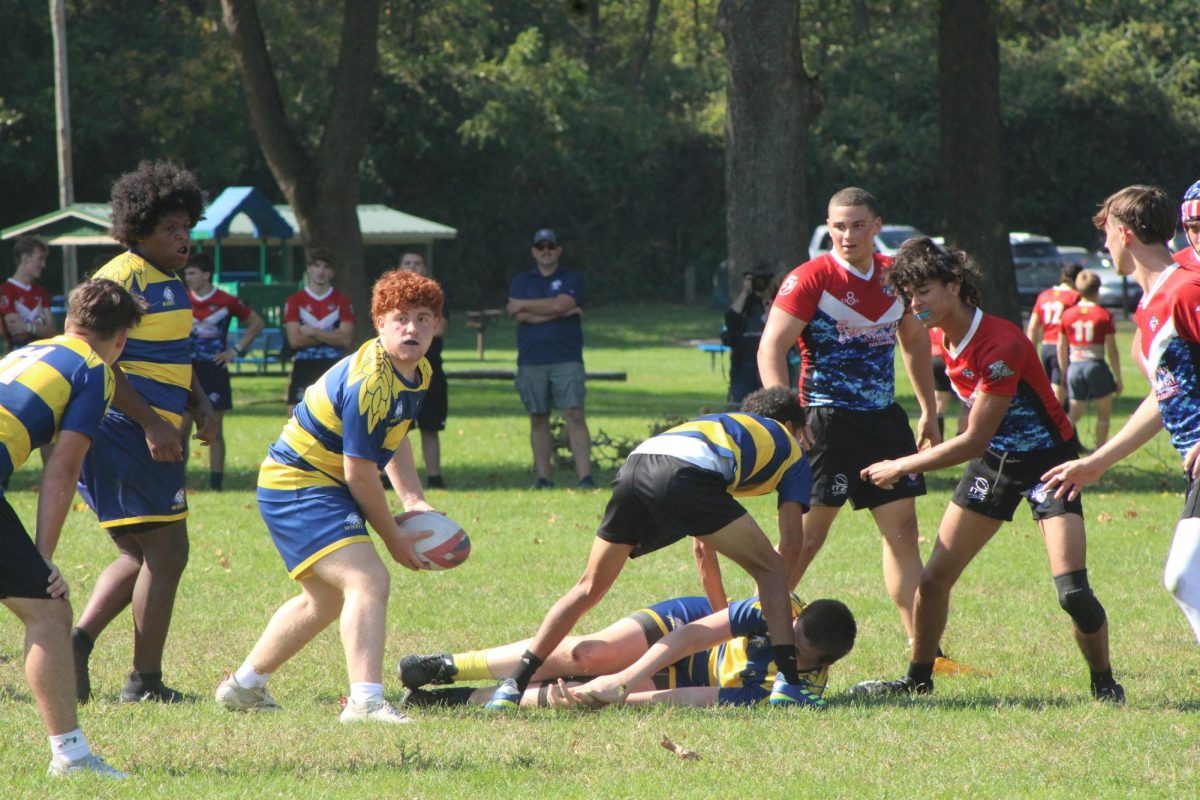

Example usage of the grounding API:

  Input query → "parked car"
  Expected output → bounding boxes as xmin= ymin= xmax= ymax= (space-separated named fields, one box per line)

xmin=808 ymin=224 xmax=924 ymax=260
xmin=1054 ymin=246 xmax=1141 ymax=312
xmin=1011 ymin=232 xmax=1063 ymax=304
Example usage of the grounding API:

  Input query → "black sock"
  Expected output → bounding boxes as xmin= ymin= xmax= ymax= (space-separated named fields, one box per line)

xmin=210 ymin=472 xmax=224 ymax=491
xmin=907 ymin=661 xmax=934 ymax=686
xmin=937 ymin=415 xmax=945 ymax=438
xmin=772 ymin=645 xmax=801 ymax=684
xmin=71 ymin=627 xmax=94 ymax=656
xmin=511 ymin=650 xmax=544 ymax=693
xmin=128 ymin=670 xmax=163 ymax=689
xmin=1090 ymin=667 xmax=1114 ymax=687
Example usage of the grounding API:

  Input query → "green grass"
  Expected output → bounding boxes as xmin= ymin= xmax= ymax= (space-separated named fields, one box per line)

xmin=2 ymin=304 xmax=1197 ymax=798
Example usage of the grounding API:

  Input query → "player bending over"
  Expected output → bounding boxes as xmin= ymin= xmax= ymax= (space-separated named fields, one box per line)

xmin=1045 ymin=186 xmax=1200 ymax=652
xmin=852 ymin=237 xmax=1123 ymax=703
xmin=215 ymin=269 xmax=440 ymax=724
xmin=401 ymin=594 xmax=855 ymax=709
xmin=482 ymin=386 xmax=816 ymax=710
xmin=2 ymin=279 xmax=144 ymax=777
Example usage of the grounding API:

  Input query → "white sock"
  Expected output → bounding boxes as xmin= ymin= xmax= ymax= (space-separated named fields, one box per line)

xmin=1163 ymin=519 xmax=1200 ymax=643
xmin=235 ymin=661 xmax=270 ymax=690
xmin=350 ymin=682 xmax=384 ymax=704
xmin=49 ymin=728 xmax=90 ymax=762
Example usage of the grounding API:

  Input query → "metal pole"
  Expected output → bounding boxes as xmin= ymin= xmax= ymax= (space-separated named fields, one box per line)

xmin=50 ymin=0 xmax=78 ymax=292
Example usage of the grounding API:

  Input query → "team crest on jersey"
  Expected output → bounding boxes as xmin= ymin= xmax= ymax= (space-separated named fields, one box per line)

xmin=1149 ymin=315 xmax=1159 ymax=332
xmin=967 ymin=477 xmax=990 ymax=502
xmin=962 ymin=368 xmax=975 ymax=380
xmin=163 ymin=287 xmax=176 ymax=306
xmin=779 ymin=275 xmax=798 ymax=296
xmin=831 ymin=473 xmax=849 ymax=496
xmin=1154 ymin=366 xmax=1181 ymax=401
xmin=987 ymin=360 xmax=1014 ymax=380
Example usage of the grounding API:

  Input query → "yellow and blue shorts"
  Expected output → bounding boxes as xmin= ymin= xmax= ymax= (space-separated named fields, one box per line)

xmin=77 ymin=411 xmax=187 ymax=531
xmin=257 ymin=484 xmax=371 ymax=579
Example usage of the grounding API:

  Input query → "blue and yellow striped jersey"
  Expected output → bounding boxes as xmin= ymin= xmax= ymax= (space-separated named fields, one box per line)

xmin=92 ymin=251 xmax=192 ymax=426
xmin=259 ymin=338 xmax=431 ymax=490
xmin=710 ymin=594 xmax=826 ymax=695
xmin=0 ymin=336 xmax=113 ymax=482
xmin=632 ymin=412 xmax=809 ymax=503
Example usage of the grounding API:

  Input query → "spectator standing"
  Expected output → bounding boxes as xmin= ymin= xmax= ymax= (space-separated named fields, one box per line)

xmin=283 ymin=249 xmax=355 ymax=416
xmin=397 ymin=251 xmax=449 ymax=488
xmin=182 ymin=253 xmax=265 ymax=490
xmin=2 ymin=236 xmax=56 ymax=352
xmin=507 ymin=228 xmax=592 ymax=489
xmin=724 ymin=264 xmax=776 ymax=406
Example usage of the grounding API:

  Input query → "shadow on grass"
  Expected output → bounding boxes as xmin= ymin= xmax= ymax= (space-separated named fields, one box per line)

xmin=834 ymin=694 xmax=1085 ymax=711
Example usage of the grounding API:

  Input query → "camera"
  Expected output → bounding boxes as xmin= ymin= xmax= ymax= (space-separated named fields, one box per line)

xmin=744 ymin=270 xmax=773 ymax=293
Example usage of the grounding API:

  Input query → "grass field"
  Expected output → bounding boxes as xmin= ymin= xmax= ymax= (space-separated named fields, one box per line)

xmin=2 ymin=303 xmax=1197 ymax=799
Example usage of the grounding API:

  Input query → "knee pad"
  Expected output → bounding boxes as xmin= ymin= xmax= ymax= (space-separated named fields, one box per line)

xmin=1054 ymin=569 xmax=1107 ymax=635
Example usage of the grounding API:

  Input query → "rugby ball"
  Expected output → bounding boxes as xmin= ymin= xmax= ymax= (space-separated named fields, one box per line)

xmin=395 ymin=511 xmax=470 ymax=571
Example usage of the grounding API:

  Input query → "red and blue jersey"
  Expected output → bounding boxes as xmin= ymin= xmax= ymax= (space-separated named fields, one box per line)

xmin=0 ymin=279 xmax=52 ymax=349
xmin=1135 ymin=265 xmax=1200 ymax=460
xmin=943 ymin=309 xmax=1074 ymax=453
xmin=284 ymin=287 xmax=355 ymax=361
xmin=0 ymin=336 xmax=113 ymax=482
xmin=772 ymin=252 xmax=905 ymax=410
xmin=1060 ymin=302 xmax=1115 ymax=362
xmin=1031 ymin=285 xmax=1081 ymax=344
xmin=1173 ymin=247 xmax=1200 ymax=270
xmin=188 ymin=287 xmax=254 ymax=362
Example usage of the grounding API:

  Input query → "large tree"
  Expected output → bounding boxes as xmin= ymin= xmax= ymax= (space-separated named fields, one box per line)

xmin=939 ymin=0 xmax=1017 ymax=322
xmin=220 ymin=0 xmax=380 ymax=322
xmin=718 ymin=0 xmax=821 ymax=282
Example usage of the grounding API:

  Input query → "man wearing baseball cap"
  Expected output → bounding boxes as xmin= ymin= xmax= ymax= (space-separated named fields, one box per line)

xmin=507 ymin=229 xmax=593 ymax=489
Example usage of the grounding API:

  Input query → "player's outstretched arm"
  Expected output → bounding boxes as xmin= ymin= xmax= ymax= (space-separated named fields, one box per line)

xmin=1043 ymin=393 xmax=1165 ymax=499
xmin=345 ymin=454 xmax=426 ymax=571
xmin=897 ymin=314 xmax=941 ymax=449
xmin=569 ymin=610 xmax=733 ymax=708
xmin=693 ymin=539 xmax=728 ymax=613
xmin=777 ymin=500 xmax=805 ymax=591
xmin=862 ymin=392 xmax=1011 ymax=488
xmin=34 ymin=430 xmax=93 ymax=599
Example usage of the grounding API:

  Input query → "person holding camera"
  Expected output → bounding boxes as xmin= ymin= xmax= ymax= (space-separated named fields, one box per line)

xmin=724 ymin=264 xmax=776 ymax=406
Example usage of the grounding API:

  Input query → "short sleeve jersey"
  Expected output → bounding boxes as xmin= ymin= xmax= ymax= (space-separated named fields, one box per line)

xmin=1135 ymin=265 xmax=1200 ymax=460
xmin=92 ymin=251 xmax=193 ymax=425
xmin=710 ymin=594 xmax=828 ymax=704
xmin=188 ymin=287 xmax=254 ymax=362
xmin=509 ymin=267 xmax=584 ymax=366
xmin=284 ymin=287 xmax=356 ymax=361
xmin=0 ymin=279 xmax=52 ymax=349
xmin=259 ymin=338 xmax=430 ymax=489
xmin=772 ymin=252 xmax=905 ymax=410
xmin=942 ymin=309 xmax=1074 ymax=453
xmin=0 ymin=336 xmax=113 ymax=482
xmin=1031 ymin=285 xmax=1082 ymax=344
xmin=631 ymin=412 xmax=811 ymax=506
xmin=1060 ymin=302 xmax=1115 ymax=362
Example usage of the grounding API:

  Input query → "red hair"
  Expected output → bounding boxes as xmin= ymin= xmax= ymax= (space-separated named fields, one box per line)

xmin=371 ymin=269 xmax=444 ymax=320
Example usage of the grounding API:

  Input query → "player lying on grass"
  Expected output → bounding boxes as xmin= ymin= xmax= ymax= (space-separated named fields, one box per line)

xmin=1044 ymin=185 xmax=1200 ymax=650
xmin=1 ymin=279 xmax=144 ymax=778
xmin=215 ymin=269 xmax=441 ymax=724
xmin=851 ymin=236 xmax=1124 ymax=703
xmin=480 ymin=386 xmax=817 ymax=710
xmin=400 ymin=593 xmax=855 ymax=708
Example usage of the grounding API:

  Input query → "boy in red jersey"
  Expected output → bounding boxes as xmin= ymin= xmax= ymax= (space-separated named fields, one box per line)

xmin=283 ymin=249 xmax=355 ymax=416
xmin=1056 ymin=270 xmax=1121 ymax=448
xmin=1045 ymin=185 xmax=1200 ymax=649
xmin=853 ymin=237 xmax=1123 ymax=702
xmin=1026 ymin=263 xmax=1083 ymax=405
xmin=1 ymin=236 xmax=55 ymax=351
xmin=183 ymin=253 xmax=264 ymax=490
xmin=757 ymin=187 xmax=939 ymax=655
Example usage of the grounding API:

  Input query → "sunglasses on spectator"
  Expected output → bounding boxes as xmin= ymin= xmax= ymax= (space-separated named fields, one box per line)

xmin=534 ymin=242 xmax=559 ymax=251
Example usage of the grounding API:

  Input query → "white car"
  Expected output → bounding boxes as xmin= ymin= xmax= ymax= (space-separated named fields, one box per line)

xmin=807 ymin=224 xmax=924 ymax=260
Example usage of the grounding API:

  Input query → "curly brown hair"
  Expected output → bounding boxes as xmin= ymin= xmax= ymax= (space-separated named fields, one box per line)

xmin=108 ymin=161 xmax=204 ymax=247
xmin=887 ymin=237 xmax=983 ymax=308
xmin=371 ymin=269 xmax=444 ymax=321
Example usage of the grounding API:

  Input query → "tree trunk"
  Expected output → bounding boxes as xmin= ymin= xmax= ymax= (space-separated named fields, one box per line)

xmin=220 ymin=0 xmax=381 ymax=332
xmin=939 ymin=0 xmax=1018 ymax=323
xmin=718 ymin=0 xmax=821 ymax=288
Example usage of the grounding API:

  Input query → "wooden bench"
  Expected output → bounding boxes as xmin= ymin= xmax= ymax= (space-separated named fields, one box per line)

xmin=227 ymin=326 xmax=289 ymax=375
